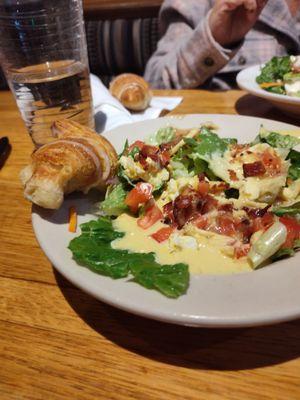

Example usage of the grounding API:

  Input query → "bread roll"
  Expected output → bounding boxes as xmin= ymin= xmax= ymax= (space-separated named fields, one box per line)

xmin=109 ymin=73 xmax=152 ymax=111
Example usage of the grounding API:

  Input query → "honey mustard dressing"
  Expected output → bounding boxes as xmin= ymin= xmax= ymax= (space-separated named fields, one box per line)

xmin=112 ymin=214 xmax=251 ymax=275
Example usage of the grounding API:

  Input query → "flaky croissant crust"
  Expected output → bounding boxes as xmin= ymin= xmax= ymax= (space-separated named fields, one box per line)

xmin=20 ymin=120 xmax=118 ymax=209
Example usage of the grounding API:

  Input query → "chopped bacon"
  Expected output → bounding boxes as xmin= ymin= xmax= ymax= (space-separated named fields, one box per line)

xmin=128 ymin=140 xmax=145 ymax=153
xmin=197 ymin=180 xmax=210 ymax=196
xmin=243 ymin=205 xmax=270 ymax=219
xmin=261 ymin=149 xmax=282 ymax=176
xmin=228 ymin=169 xmax=238 ymax=181
xmin=159 ymin=149 xmax=171 ymax=167
xmin=140 ymin=144 xmax=159 ymax=160
xmin=151 ymin=226 xmax=175 ymax=243
xmin=234 ymin=244 xmax=251 ymax=259
xmin=136 ymin=144 xmax=170 ymax=169
xmin=163 ymin=201 xmax=176 ymax=226
xmin=243 ymin=161 xmax=266 ymax=178
xmin=218 ymin=203 xmax=234 ymax=213
xmin=138 ymin=156 xmax=149 ymax=170
xmin=171 ymin=188 xmax=219 ymax=229
xmin=201 ymin=195 xmax=218 ymax=214
xmin=234 ymin=218 xmax=252 ymax=243
xmin=210 ymin=182 xmax=229 ymax=194
xmin=231 ymin=144 xmax=250 ymax=158
xmin=251 ymin=212 xmax=274 ymax=233
xmin=159 ymin=137 xmax=182 ymax=151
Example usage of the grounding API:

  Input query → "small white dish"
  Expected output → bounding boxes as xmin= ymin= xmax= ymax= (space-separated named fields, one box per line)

xmin=32 ymin=114 xmax=300 ymax=328
xmin=237 ymin=65 xmax=300 ymax=118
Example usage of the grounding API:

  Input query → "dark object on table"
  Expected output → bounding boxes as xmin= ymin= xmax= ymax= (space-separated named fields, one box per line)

xmin=0 ymin=137 xmax=11 ymax=169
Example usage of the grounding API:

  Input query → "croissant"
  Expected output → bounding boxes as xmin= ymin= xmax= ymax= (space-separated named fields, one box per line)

xmin=109 ymin=73 xmax=152 ymax=111
xmin=20 ymin=120 xmax=118 ymax=209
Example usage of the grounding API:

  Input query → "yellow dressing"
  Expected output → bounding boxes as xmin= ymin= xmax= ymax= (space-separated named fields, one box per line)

xmin=112 ymin=214 xmax=251 ymax=275
xmin=278 ymin=129 xmax=300 ymax=137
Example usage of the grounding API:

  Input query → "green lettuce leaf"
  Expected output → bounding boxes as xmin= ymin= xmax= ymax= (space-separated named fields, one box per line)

xmin=100 ymin=184 xmax=128 ymax=216
xmin=147 ymin=127 xmax=176 ymax=145
xmin=69 ymin=217 xmax=189 ymax=298
xmin=256 ymin=56 xmax=291 ymax=84
xmin=287 ymin=150 xmax=300 ymax=180
xmin=170 ymin=127 xmax=228 ymax=180
xmin=272 ymin=201 xmax=300 ymax=216
xmin=257 ymin=126 xmax=300 ymax=149
xmin=183 ymin=127 xmax=232 ymax=162
xmin=271 ymin=239 xmax=300 ymax=261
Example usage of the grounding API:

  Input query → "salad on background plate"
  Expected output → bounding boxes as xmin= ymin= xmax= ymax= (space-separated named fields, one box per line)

xmin=256 ymin=55 xmax=300 ymax=97
xmin=69 ymin=123 xmax=300 ymax=299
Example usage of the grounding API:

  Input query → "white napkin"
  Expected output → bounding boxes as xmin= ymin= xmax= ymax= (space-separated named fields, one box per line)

xmin=90 ymin=74 xmax=182 ymax=133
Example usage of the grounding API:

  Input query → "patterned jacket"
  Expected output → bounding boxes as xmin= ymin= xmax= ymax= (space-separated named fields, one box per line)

xmin=144 ymin=0 xmax=300 ymax=89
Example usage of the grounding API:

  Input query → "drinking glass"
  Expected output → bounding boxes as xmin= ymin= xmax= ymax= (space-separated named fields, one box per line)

xmin=0 ymin=0 xmax=94 ymax=147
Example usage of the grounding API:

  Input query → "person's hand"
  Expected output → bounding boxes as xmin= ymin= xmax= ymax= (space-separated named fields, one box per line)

xmin=209 ymin=0 xmax=268 ymax=47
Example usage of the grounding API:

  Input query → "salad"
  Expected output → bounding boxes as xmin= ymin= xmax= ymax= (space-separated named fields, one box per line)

xmin=69 ymin=125 xmax=300 ymax=298
xmin=256 ymin=55 xmax=300 ymax=97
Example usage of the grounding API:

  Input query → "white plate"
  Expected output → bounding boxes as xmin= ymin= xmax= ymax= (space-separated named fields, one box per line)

xmin=237 ymin=65 xmax=300 ymax=118
xmin=32 ymin=114 xmax=300 ymax=328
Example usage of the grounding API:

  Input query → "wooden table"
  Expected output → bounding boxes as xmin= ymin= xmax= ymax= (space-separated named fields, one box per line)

xmin=1 ymin=89 xmax=300 ymax=400
xmin=83 ymin=0 xmax=162 ymax=19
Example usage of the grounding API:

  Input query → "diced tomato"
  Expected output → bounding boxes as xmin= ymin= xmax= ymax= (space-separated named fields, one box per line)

xmin=234 ymin=244 xmax=251 ymax=259
xmin=197 ymin=180 xmax=209 ymax=196
xmin=151 ymin=226 xmax=175 ymax=243
xmin=191 ymin=215 xmax=208 ymax=230
xmin=261 ymin=149 xmax=282 ymax=176
xmin=215 ymin=214 xmax=236 ymax=237
xmin=252 ymin=212 xmax=274 ymax=233
xmin=128 ymin=140 xmax=145 ymax=153
xmin=125 ymin=182 xmax=153 ymax=213
xmin=218 ymin=203 xmax=233 ymax=213
xmin=279 ymin=216 xmax=300 ymax=248
xmin=137 ymin=203 xmax=163 ymax=229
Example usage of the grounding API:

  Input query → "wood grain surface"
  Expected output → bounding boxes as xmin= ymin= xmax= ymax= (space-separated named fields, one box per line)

xmin=1 ymin=88 xmax=300 ymax=400
xmin=83 ymin=0 xmax=162 ymax=19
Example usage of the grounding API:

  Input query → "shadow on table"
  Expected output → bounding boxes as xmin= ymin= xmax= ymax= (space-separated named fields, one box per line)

xmin=235 ymin=94 xmax=300 ymax=125
xmin=54 ymin=270 xmax=300 ymax=371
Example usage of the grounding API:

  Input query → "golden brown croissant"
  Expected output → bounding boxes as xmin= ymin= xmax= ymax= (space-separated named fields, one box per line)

xmin=20 ymin=120 xmax=118 ymax=209
xmin=109 ymin=73 xmax=152 ymax=111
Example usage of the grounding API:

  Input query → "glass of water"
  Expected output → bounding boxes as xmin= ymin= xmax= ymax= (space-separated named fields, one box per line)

xmin=0 ymin=0 xmax=94 ymax=147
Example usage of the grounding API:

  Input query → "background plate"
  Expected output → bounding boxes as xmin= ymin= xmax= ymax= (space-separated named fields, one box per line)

xmin=32 ymin=114 xmax=300 ymax=328
xmin=237 ymin=65 xmax=300 ymax=118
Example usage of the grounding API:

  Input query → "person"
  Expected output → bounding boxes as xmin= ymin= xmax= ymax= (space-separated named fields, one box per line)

xmin=144 ymin=0 xmax=300 ymax=89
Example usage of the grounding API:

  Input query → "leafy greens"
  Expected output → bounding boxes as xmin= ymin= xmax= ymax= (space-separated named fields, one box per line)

xmin=100 ymin=184 xmax=128 ymax=216
xmin=257 ymin=126 xmax=300 ymax=149
xmin=183 ymin=127 xmax=236 ymax=162
xmin=256 ymin=56 xmax=291 ymax=94
xmin=147 ymin=126 xmax=176 ymax=145
xmin=272 ymin=202 xmax=300 ymax=216
xmin=69 ymin=217 xmax=189 ymax=298
xmin=287 ymin=150 xmax=300 ymax=181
